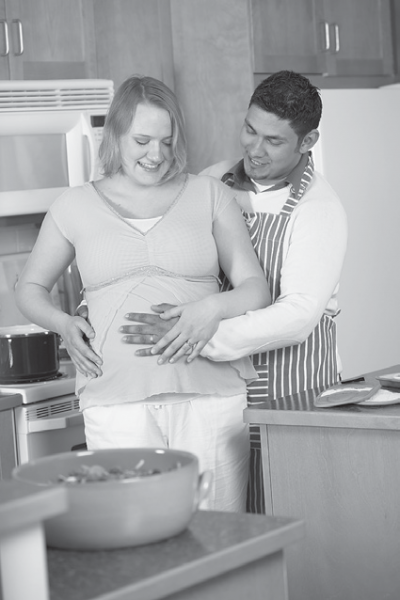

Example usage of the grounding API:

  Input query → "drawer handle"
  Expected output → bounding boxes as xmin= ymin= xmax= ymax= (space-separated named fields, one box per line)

xmin=333 ymin=23 xmax=340 ymax=53
xmin=0 ymin=20 xmax=9 ymax=56
xmin=322 ymin=21 xmax=330 ymax=51
xmin=12 ymin=18 xmax=24 ymax=56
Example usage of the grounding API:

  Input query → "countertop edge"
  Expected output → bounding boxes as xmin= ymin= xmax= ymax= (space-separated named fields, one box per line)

xmin=0 ymin=392 xmax=23 ymax=411
xmin=244 ymin=365 xmax=400 ymax=430
xmin=47 ymin=513 xmax=304 ymax=600
xmin=98 ymin=520 xmax=304 ymax=600
xmin=243 ymin=406 xmax=400 ymax=429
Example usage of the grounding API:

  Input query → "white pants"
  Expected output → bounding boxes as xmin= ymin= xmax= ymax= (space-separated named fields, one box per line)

xmin=83 ymin=393 xmax=249 ymax=513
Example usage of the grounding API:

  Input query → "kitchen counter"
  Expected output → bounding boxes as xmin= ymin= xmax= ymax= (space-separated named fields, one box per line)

xmin=46 ymin=510 xmax=303 ymax=600
xmin=244 ymin=364 xmax=400 ymax=600
xmin=0 ymin=392 xmax=22 ymax=411
xmin=244 ymin=364 xmax=400 ymax=430
xmin=0 ymin=479 xmax=304 ymax=600
xmin=0 ymin=480 xmax=68 ymax=600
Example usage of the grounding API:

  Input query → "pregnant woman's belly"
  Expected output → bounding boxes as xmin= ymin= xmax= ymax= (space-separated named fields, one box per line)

xmin=76 ymin=275 xmax=219 ymax=407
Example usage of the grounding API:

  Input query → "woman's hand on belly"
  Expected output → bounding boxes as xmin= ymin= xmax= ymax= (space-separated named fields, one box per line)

xmin=60 ymin=315 xmax=103 ymax=377
xmin=137 ymin=297 xmax=220 ymax=364
xmin=119 ymin=302 xmax=206 ymax=364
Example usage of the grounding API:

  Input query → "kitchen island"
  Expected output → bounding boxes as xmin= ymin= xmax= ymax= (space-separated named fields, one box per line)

xmin=46 ymin=510 xmax=303 ymax=600
xmin=0 ymin=478 xmax=304 ymax=600
xmin=244 ymin=364 xmax=400 ymax=600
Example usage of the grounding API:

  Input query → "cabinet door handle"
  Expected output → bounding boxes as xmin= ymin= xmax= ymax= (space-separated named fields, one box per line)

xmin=333 ymin=23 xmax=340 ymax=53
xmin=322 ymin=21 xmax=330 ymax=51
xmin=0 ymin=20 xmax=9 ymax=56
xmin=12 ymin=18 xmax=24 ymax=55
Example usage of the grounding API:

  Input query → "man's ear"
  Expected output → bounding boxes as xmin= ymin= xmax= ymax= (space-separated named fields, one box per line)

xmin=299 ymin=129 xmax=319 ymax=153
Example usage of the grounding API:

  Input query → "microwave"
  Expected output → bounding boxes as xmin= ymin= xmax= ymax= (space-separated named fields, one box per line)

xmin=0 ymin=79 xmax=114 ymax=217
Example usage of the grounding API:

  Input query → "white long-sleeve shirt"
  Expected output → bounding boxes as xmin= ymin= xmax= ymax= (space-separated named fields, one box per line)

xmin=199 ymin=160 xmax=348 ymax=363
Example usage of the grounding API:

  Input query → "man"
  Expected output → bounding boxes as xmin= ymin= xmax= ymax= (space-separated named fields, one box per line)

xmin=81 ymin=71 xmax=348 ymax=513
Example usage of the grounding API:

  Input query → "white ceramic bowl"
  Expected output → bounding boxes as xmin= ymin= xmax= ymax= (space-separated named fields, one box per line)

xmin=13 ymin=447 xmax=212 ymax=550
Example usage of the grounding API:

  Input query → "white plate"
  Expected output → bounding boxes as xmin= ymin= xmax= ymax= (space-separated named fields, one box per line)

xmin=376 ymin=372 xmax=400 ymax=391
xmin=359 ymin=385 xmax=400 ymax=406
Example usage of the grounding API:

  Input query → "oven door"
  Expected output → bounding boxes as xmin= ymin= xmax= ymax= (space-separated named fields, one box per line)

xmin=14 ymin=394 xmax=86 ymax=464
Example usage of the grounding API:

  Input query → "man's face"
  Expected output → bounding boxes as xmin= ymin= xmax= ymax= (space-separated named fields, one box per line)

xmin=240 ymin=104 xmax=305 ymax=184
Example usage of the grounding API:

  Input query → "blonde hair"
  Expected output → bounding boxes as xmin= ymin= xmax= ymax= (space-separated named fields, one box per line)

xmin=99 ymin=75 xmax=187 ymax=183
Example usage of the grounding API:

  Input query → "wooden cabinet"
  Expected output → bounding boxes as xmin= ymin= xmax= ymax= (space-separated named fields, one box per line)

xmin=251 ymin=0 xmax=326 ymax=75
xmin=322 ymin=0 xmax=394 ymax=76
xmin=92 ymin=0 xmax=175 ymax=92
xmin=244 ymin=365 xmax=400 ymax=600
xmin=0 ymin=0 xmax=10 ymax=79
xmin=0 ymin=0 xmax=96 ymax=80
xmin=169 ymin=0 xmax=254 ymax=173
xmin=252 ymin=0 xmax=394 ymax=79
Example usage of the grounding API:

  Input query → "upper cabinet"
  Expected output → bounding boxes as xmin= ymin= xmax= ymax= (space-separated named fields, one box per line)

xmin=252 ymin=0 xmax=394 ymax=79
xmin=91 ymin=0 xmax=175 ymax=92
xmin=251 ymin=0 xmax=326 ymax=75
xmin=321 ymin=0 xmax=393 ymax=76
xmin=0 ymin=0 xmax=10 ymax=78
xmin=0 ymin=0 xmax=97 ymax=80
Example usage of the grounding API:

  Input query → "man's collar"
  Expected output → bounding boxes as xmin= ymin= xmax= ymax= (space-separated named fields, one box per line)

xmin=284 ymin=152 xmax=310 ymax=196
xmin=221 ymin=160 xmax=256 ymax=192
xmin=222 ymin=152 xmax=311 ymax=196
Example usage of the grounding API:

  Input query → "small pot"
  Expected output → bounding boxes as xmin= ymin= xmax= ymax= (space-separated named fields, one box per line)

xmin=0 ymin=324 xmax=60 ymax=384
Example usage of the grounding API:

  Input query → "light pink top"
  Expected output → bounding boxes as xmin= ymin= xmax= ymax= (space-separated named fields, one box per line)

xmin=50 ymin=175 xmax=257 ymax=409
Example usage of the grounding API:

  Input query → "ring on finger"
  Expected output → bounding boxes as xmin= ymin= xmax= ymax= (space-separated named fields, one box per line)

xmin=185 ymin=341 xmax=197 ymax=352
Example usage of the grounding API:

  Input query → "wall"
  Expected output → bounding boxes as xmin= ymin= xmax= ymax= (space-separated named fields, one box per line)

xmin=169 ymin=0 xmax=254 ymax=173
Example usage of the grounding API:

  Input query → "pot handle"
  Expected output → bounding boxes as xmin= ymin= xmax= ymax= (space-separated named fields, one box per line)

xmin=195 ymin=470 xmax=213 ymax=508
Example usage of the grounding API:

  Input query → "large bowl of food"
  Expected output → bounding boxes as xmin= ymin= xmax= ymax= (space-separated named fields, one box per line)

xmin=12 ymin=447 xmax=212 ymax=550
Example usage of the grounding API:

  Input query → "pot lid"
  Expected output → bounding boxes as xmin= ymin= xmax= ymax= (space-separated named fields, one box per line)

xmin=0 ymin=324 xmax=54 ymax=337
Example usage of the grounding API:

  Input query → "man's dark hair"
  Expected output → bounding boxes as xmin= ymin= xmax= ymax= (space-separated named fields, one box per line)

xmin=249 ymin=70 xmax=322 ymax=139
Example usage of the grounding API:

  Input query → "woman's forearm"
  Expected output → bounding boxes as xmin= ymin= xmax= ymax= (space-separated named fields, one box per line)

xmin=15 ymin=282 xmax=71 ymax=335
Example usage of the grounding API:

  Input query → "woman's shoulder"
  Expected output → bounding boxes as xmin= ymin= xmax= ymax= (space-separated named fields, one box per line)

xmin=54 ymin=181 xmax=94 ymax=202
xmin=183 ymin=173 xmax=235 ymax=219
xmin=51 ymin=182 xmax=96 ymax=209
xmin=49 ymin=183 xmax=98 ymax=226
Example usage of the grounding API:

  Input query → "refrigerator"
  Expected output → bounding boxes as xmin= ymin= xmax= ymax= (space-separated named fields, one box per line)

xmin=312 ymin=87 xmax=400 ymax=379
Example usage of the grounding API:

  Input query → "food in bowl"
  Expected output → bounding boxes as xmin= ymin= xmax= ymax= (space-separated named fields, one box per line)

xmin=12 ymin=447 xmax=212 ymax=550
xmin=55 ymin=461 xmax=181 ymax=484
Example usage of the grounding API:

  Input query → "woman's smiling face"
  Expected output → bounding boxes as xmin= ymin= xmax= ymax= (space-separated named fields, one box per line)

xmin=119 ymin=102 xmax=174 ymax=186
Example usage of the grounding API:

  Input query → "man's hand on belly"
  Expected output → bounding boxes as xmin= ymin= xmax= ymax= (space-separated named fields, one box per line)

xmin=120 ymin=304 xmax=178 ymax=358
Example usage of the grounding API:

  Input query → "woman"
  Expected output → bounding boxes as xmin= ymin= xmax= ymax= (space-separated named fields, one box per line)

xmin=16 ymin=75 xmax=270 ymax=512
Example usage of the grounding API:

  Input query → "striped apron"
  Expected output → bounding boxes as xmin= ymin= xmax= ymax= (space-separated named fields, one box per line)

xmin=222 ymin=156 xmax=339 ymax=513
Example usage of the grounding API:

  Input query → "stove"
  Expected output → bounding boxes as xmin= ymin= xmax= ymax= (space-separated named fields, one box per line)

xmin=0 ymin=360 xmax=85 ymax=471
xmin=0 ymin=360 xmax=76 ymax=404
